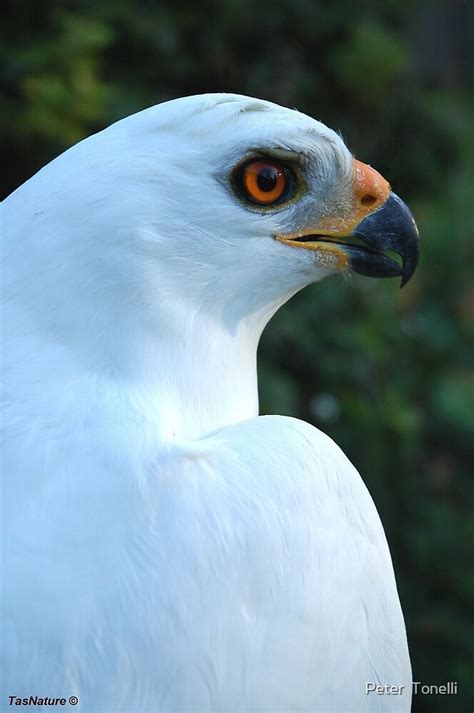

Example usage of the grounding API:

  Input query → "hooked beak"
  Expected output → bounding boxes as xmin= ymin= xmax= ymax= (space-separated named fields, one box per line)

xmin=275 ymin=159 xmax=420 ymax=287
xmin=344 ymin=191 xmax=420 ymax=287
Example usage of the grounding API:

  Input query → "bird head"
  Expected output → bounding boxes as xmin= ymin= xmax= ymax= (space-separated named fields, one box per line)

xmin=175 ymin=94 xmax=420 ymax=290
xmin=5 ymin=93 xmax=419 ymax=351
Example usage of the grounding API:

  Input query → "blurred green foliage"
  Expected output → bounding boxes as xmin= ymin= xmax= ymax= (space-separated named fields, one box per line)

xmin=1 ymin=1 xmax=473 ymax=710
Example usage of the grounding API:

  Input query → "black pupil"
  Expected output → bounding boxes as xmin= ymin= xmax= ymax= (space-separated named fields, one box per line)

xmin=257 ymin=166 xmax=279 ymax=192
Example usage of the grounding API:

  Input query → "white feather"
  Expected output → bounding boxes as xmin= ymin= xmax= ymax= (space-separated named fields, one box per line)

xmin=1 ymin=93 xmax=411 ymax=711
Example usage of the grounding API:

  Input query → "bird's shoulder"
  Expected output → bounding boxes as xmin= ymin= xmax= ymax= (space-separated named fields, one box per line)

xmin=174 ymin=414 xmax=354 ymax=474
xmin=169 ymin=414 xmax=375 ymax=519
xmin=160 ymin=414 xmax=389 ymax=561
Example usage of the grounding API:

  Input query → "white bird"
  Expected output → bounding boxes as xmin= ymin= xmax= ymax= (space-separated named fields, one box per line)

xmin=1 ymin=94 xmax=419 ymax=712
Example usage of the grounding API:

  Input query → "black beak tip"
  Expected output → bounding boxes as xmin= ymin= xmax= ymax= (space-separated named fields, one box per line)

xmin=400 ymin=269 xmax=413 ymax=289
xmin=400 ymin=218 xmax=420 ymax=288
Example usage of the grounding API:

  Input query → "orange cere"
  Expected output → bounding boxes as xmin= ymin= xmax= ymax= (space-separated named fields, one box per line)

xmin=309 ymin=158 xmax=391 ymax=237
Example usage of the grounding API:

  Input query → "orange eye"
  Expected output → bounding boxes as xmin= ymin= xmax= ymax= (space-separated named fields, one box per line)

xmin=235 ymin=159 xmax=294 ymax=206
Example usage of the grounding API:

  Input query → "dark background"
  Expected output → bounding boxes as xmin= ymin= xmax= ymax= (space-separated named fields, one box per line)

xmin=1 ymin=1 xmax=473 ymax=711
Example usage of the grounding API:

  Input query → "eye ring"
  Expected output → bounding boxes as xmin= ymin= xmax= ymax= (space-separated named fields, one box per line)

xmin=233 ymin=158 xmax=296 ymax=207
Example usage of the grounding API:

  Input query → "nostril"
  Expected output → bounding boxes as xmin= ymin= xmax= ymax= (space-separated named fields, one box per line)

xmin=361 ymin=194 xmax=378 ymax=207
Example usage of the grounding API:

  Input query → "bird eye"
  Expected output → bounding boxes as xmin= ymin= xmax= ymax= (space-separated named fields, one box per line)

xmin=234 ymin=159 xmax=295 ymax=207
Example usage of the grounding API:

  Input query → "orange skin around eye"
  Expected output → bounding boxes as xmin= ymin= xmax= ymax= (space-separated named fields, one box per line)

xmin=242 ymin=161 xmax=287 ymax=205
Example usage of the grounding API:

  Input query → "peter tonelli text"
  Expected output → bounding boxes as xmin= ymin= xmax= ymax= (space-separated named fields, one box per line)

xmin=366 ymin=681 xmax=458 ymax=696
